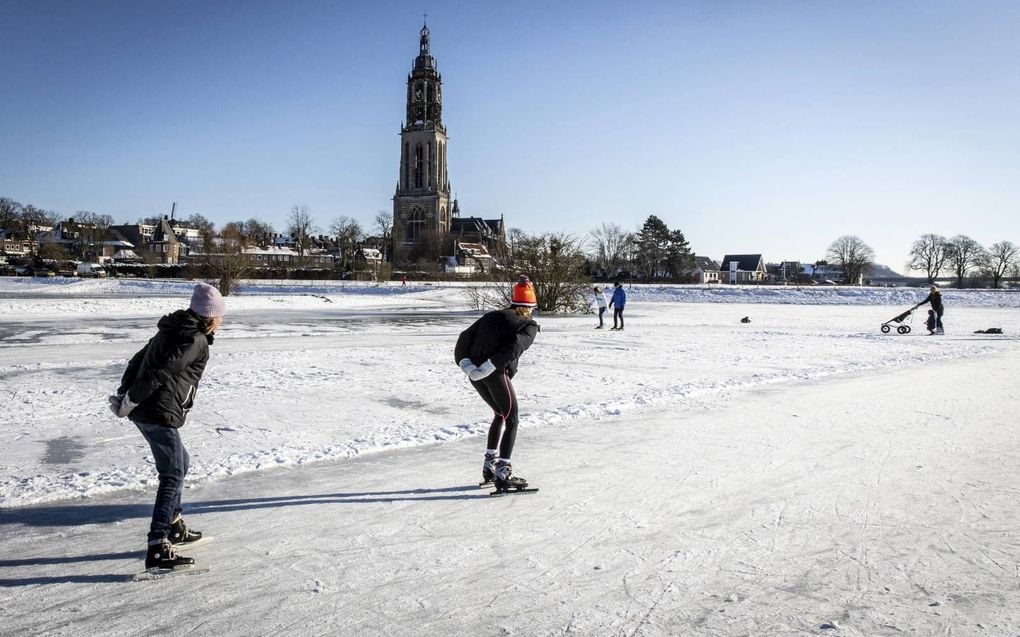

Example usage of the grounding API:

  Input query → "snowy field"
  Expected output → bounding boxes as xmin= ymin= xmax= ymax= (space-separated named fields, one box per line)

xmin=2 ymin=278 xmax=1019 ymax=635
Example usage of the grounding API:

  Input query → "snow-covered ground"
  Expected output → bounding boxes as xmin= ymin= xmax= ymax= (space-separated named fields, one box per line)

xmin=2 ymin=278 xmax=1019 ymax=635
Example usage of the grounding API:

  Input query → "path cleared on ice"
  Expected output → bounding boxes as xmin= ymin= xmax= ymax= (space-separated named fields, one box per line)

xmin=2 ymin=353 xmax=1018 ymax=636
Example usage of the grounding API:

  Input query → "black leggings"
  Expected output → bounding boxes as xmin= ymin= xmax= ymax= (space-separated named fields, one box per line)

xmin=472 ymin=370 xmax=518 ymax=459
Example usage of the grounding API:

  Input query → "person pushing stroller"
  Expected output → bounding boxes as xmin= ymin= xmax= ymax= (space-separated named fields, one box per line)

xmin=915 ymin=285 xmax=945 ymax=335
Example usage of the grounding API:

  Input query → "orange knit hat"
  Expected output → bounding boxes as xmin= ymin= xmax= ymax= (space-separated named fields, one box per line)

xmin=511 ymin=274 xmax=538 ymax=307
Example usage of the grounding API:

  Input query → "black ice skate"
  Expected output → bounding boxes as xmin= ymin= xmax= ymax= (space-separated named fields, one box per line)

xmin=145 ymin=538 xmax=195 ymax=571
xmin=169 ymin=514 xmax=204 ymax=546
xmin=481 ymin=452 xmax=497 ymax=485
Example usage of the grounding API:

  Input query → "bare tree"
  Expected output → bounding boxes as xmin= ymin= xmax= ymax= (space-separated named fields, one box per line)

xmin=826 ymin=235 xmax=874 ymax=285
xmin=981 ymin=241 xmax=1020 ymax=288
xmin=245 ymin=218 xmax=275 ymax=247
xmin=74 ymin=210 xmax=114 ymax=261
xmin=907 ymin=233 xmax=949 ymax=283
xmin=201 ymin=224 xmax=252 ymax=296
xmin=329 ymin=216 xmax=364 ymax=273
xmin=374 ymin=210 xmax=393 ymax=262
xmin=466 ymin=233 xmax=590 ymax=314
xmin=184 ymin=213 xmax=215 ymax=236
xmin=945 ymin=234 xmax=985 ymax=288
xmin=0 ymin=197 xmax=24 ymax=235
xmin=589 ymin=223 xmax=634 ymax=278
xmin=287 ymin=204 xmax=318 ymax=263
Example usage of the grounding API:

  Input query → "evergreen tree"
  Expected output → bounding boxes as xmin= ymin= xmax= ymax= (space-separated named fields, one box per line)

xmin=634 ymin=215 xmax=670 ymax=280
xmin=664 ymin=229 xmax=694 ymax=281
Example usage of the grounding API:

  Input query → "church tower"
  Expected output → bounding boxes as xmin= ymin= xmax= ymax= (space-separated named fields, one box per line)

xmin=392 ymin=20 xmax=451 ymax=256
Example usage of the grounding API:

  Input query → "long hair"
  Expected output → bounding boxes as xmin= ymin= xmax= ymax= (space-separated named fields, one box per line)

xmin=202 ymin=316 xmax=221 ymax=335
xmin=514 ymin=306 xmax=533 ymax=320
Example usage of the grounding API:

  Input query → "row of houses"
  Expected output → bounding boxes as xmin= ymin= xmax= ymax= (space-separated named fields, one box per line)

xmin=689 ymin=255 xmax=850 ymax=285
xmin=1 ymin=215 xmax=504 ymax=275
xmin=3 ymin=217 xmax=854 ymax=283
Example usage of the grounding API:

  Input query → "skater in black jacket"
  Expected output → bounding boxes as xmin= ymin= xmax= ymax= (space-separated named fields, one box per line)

xmin=109 ymin=282 xmax=225 ymax=572
xmin=455 ymin=275 xmax=540 ymax=491
xmin=915 ymin=285 xmax=945 ymax=335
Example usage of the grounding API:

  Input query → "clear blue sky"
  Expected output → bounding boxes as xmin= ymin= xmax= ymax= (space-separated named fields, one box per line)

xmin=2 ymin=1 xmax=1018 ymax=272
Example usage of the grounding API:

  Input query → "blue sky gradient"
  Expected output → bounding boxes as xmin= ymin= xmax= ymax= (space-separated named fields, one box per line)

xmin=2 ymin=1 xmax=1018 ymax=272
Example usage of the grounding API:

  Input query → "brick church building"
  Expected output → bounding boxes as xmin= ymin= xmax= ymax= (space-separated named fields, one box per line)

xmin=391 ymin=21 xmax=504 ymax=265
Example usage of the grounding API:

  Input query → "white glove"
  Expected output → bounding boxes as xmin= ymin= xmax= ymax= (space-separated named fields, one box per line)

xmin=458 ymin=358 xmax=477 ymax=376
xmin=469 ymin=359 xmax=497 ymax=382
xmin=115 ymin=393 xmax=137 ymax=418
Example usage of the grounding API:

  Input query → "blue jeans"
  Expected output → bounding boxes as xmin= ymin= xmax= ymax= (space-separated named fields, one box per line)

xmin=135 ymin=421 xmax=190 ymax=540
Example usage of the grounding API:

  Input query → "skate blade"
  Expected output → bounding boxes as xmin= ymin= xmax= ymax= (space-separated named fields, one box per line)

xmin=489 ymin=487 xmax=539 ymax=496
xmin=133 ymin=565 xmax=210 ymax=581
xmin=478 ymin=480 xmax=493 ymax=487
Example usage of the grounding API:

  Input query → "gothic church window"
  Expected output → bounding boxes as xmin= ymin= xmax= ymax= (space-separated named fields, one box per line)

xmin=408 ymin=206 xmax=425 ymax=240
xmin=415 ymin=144 xmax=424 ymax=188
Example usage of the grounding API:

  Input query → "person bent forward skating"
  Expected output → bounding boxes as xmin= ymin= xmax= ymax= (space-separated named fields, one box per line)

xmin=109 ymin=283 xmax=225 ymax=572
xmin=455 ymin=275 xmax=540 ymax=491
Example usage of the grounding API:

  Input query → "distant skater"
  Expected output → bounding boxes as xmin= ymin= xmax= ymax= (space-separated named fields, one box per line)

xmin=609 ymin=281 xmax=626 ymax=330
xmin=110 ymin=282 xmax=225 ymax=573
xmin=915 ymin=285 xmax=944 ymax=335
xmin=455 ymin=275 xmax=540 ymax=491
xmin=926 ymin=309 xmax=937 ymax=335
xmin=593 ymin=286 xmax=608 ymax=329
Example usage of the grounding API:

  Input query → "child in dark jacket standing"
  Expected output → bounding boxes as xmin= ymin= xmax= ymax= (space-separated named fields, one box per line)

xmin=110 ymin=282 xmax=225 ymax=573
xmin=926 ymin=309 xmax=937 ymax=335
xmin=455 ymin=275 xmax=540 ymax=492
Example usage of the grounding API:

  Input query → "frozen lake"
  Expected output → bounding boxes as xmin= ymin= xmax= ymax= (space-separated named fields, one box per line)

xmin=1 ymin=280 xmax=1019 ymax=635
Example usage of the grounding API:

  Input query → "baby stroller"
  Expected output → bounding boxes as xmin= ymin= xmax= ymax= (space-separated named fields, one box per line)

xmin=881 ymin=307 xmax=914 ymax=334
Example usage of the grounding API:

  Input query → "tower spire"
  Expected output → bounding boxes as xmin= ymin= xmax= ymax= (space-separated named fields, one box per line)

xmin=419 ymin=15 xmax=430 ymax=56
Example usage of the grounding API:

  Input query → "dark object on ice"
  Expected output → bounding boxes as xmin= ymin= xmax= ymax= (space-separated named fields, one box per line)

xmin=881 ymin=307 xmax=914 ymax=334
xmin=740 ymin=316 xmax=750 ymax=323
xmin=974 ymin=327 xmax=1003 ymax=334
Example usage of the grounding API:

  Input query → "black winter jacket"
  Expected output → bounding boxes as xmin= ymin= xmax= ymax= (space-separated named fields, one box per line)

xmin=118 ymin=309 xmax=211 ymax=428
xmin=918 ymin=291 xmax=944 ymax=314
xmin=454 ymin=308 xmax=539 ymax=379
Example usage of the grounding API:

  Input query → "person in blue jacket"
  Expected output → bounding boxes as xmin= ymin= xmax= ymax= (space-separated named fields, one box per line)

xmin=609 ymin=281 xmax=627 ymax=331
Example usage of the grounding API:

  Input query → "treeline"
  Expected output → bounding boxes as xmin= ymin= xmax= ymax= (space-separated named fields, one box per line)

xmin=5 ymin=195 xmax=1017 ymax=288
xmin=584 ymin=215 xmax=694 ymax=282
xmin=907 ymin=234 xmax=1019 ymax=288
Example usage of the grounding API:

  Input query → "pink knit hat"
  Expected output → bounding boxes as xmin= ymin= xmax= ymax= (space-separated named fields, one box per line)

xmin=190 ymin=283 xmax=226 ymax=318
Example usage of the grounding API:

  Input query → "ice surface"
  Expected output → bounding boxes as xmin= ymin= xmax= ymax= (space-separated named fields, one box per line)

xmin=1 ymin=279 xmax=1018 ymax=635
